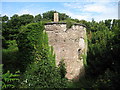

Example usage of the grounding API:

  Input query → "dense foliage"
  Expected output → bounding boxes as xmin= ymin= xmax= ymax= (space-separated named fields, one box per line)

xmin=2 ymin=70 xmax=20 ymax=89
xmin=2 ymin=10 xmax=120 ymax=89
xmin=42 ymin=10 xmax=70 ymax=21
xmin=83 ymin=19 xmax=120 ymax=89
xmin=16 ymin=22 xmax=67 ymax=88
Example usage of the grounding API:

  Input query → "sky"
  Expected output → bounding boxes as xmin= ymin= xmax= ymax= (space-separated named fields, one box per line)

xmin=1 ymin=0 xmax=119 ymax=21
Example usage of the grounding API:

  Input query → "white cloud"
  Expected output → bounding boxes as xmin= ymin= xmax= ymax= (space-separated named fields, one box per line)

xmin=16 ymin=8 xmax=46 ymax=16
xmin=63 ymin=1 xmax=118 ymax=21
xmin=63 ymin=3 xmax=82 ymax=9
xmin=83 ymin=3 xmax=106 ymax=13
xmin=66 ymin=12 xmax=88 ymax=20
xmin=17 ymin=9 xmax=33 ymax=15
xmin=61 ymin=10 xmax=92 ymax=21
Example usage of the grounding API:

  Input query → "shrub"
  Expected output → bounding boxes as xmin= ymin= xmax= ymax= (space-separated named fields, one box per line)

xmin=17 ymin=22 xmax=68 ymax=88
xmin=2 ymin=47 xmax=19 ymax=73
xmin=2 ymin=66 xmax=20 ymax=89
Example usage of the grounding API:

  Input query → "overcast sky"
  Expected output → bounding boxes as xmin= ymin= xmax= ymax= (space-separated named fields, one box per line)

xmin=1 ymin=0 xmax=119 ymax=21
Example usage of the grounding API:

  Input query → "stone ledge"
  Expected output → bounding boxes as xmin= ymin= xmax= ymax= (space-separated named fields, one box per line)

xmin=45 ymin=22 xmax=66 ymax=25
xmin=74 ymin=23 xmax=86 ymax=27
xmin=45 ymin=22 xmax=86 ymax=27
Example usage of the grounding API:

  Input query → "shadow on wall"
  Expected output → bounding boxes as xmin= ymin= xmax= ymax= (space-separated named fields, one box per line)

xmin=71 ymin=66 xmax=92 ymax=88
xmin=72 ymin=66 xmax=85 ymax=82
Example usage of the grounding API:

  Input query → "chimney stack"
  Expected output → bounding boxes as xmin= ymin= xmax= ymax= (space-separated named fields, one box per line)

xmin=54 ymin=13 xmax=59 ymax=22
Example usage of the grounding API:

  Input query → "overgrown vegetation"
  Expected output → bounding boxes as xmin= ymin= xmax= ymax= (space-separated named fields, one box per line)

xmin=2 ymin=10 xmax=120 ymax=89
xmin=83 ymin=19 xmax=120 ymax=89
xmin=2 ymin=70 xmax=20 ymax=89
xmin=17 ymin=22 xmax=67 ymax=88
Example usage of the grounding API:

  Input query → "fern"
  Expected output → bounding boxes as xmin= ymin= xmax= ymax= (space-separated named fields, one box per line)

xmin=2 ymin=70 xmax=20 ymax=89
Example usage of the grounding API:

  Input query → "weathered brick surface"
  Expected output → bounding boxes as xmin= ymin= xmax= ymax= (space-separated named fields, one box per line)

xmin=45 ymin=23 xmax=87 ymax=80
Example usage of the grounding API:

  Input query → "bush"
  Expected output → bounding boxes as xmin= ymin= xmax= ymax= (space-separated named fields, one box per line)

xmin=20 ymin=61 xmax=68 ymax=88
xmin=16 ymin=22 xmax=45 ymax=72
xmin=2 ymin=65 xmax=20 ymax=89
xmin=17 ymin=22 xmax=68 ymax=88
xmin=2 ymin=47 xmax=19 ymax=73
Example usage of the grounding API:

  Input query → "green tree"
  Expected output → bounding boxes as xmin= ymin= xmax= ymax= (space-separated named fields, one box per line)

xmin=86 ymin=20 xmax=114 ymax=77
xmin=19 ymin=14 xmax=34 ymax=25
xmin=2 ymin=14 xmax=35 ymax=49
xmin=2 ymin=15 xmax=10 ymax=48
xmin=59 ymin=13 xmax=70 ymax=21
xmin=34 ymin=14 xmax=42 ymax=23
xmin=105 ymin=19 xmax=112 ymax=29
xmin=17 ymin=22 xmax=67 ymax=88
xmin=83 ymin=19 xmax=120 ymax=89
xmin=43 ymin=10 xmax=57 ymax=21
xmin=2 ymin=15 xmax=9 ymax=22
xmin=42 ymin=10 xmax=70 ymax=21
